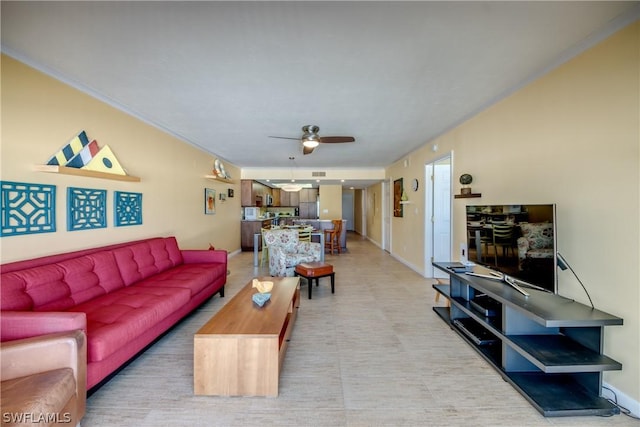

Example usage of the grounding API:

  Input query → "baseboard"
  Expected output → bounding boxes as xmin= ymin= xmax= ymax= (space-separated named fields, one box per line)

xmin=365 ymin=236 xmax=382 ymax=249
xmin=602 ymin=381 xmax=640 ymax=418
xmin=227 ymin=248 xmax=242 ymax=258
xmin=389 ymin=252 xmax=424 ymax=277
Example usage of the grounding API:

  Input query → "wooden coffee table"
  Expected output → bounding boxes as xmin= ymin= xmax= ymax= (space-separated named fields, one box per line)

xmin=194 ymin=276 xmax=300 ymax=397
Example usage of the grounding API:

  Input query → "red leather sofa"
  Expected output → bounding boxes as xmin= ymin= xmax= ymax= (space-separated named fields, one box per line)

xmin=0 ymin=237 xmax=226 ymax=390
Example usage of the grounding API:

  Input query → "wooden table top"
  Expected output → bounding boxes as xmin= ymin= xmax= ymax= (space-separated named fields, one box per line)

xmin=195 ymin=276 xmax=299 ymax=337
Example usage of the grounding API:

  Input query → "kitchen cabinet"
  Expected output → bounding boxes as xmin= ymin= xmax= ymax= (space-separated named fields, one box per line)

xmin=242 ymin=180 xmax=274 ymax=207
xmin=241 ymin=219 xmax=271 ymax=251
xmin=299 ymin=189 xmax=318 ymax=203
xmin=289 ymin=191 xmax=299 ymax=207
xmin=298 ymin=202 xmax=317 ymax=219
xmin=280 ymin=190 xmax=290 ymax=207
xmin=241 ymin=180 xmax=253 ymax=206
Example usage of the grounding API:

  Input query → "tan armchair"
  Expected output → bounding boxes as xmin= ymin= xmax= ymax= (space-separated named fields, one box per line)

xmin=1 ymin=330 xmax=86 ymax=427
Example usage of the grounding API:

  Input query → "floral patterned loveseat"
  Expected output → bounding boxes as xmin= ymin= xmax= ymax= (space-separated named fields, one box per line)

xmin=264 ymin=229 xmax=322 ymax=277
xmin=517 ymin=222 xmax=554 ymax=270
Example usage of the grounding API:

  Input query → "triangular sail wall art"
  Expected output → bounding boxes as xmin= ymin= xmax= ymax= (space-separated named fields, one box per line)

xmin=45 ymin=130 xmax=130 ymax=177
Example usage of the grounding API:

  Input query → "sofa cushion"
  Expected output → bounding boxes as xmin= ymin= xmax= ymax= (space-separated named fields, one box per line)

xmin=112 ymin=238 xmax=184 ymax=286
xmin=135 ymin=263 xmax=226 ymax=296
xmin=1 ymin=367 xmax=76 ymax=419
xmin=1 ymin=251 xmax=126 ymax=312
xmin=70 ymin=286 xmax=191 ymax=362
xmin=1 ymin=265 xmax=73 ymax=312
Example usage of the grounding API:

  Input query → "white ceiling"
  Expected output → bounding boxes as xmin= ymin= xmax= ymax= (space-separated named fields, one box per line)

xmin=2 ymin=2 xmax=638 ymax=183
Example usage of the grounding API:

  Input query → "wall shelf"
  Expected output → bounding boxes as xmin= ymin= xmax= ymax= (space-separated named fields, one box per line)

xmin=35 ymin=165 xmax=140 ymax=182
xmin=204 ymin=175 xmax=234 ymax=184
xmin=454 ymin=193 xmax=481 ymax=199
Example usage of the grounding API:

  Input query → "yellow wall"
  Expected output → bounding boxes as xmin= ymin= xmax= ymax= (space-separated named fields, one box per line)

xmin=318 ymin=184 xmax=342 ymax=220
xmin=385 ymin=22 xmax=639 ymax=404
xmin=1 ymin=55 xmax=242 ymax=262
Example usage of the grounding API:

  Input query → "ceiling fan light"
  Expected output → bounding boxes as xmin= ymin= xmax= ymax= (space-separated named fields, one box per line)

xmin=302 ymin=138 xmax=320 ymax=148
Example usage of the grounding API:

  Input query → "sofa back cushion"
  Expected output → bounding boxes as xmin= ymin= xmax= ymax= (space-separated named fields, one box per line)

xmin=112 ymin=237 xmax=184 ymax=286
xmin=1 ymin=251 xmax=125 ymax=311
xmin=263 ymin=229 xmax=299 ymax=253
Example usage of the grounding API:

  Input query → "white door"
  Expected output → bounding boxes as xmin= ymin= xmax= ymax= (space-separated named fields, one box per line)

xmin=433 ymin=158 xmax=451 ymax=263
xmin=425 ymin=155 xmax=452 ymax=278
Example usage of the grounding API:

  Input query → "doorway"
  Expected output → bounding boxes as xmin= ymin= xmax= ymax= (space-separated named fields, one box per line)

xmin=425 ymin=155 xmax=452 ymax=278
xmin=342 ymin=192 xmax=354 ymax=231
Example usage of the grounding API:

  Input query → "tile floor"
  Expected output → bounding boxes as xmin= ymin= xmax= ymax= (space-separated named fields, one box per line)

xmin=84 ymin=233 xmax=636 ymax=426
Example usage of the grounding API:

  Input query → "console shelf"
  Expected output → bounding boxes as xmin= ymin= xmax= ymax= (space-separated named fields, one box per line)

xmin=433 ymin=262 xmax=623 ymax=417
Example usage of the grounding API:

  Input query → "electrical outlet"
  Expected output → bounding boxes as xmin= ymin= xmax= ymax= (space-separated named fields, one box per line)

xmin=460 ymin=242 xmax=468 ymax=263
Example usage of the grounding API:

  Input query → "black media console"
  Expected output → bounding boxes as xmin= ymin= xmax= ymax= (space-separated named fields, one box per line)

xmin=433 ymin=262 xmax=623 ymax=417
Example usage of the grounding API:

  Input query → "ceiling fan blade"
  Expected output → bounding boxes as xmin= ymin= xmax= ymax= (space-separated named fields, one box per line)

xmin=303 ymin=145 xmax=315 ymax=155
xmin=268 ymin=136 xmax=300 ymax=140
xmin=319 ymin=136 xmax=355 ymax=144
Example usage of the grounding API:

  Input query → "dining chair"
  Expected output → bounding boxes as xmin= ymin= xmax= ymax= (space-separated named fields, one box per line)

xmin=297 ymin=227 xmax=312 ymax=242
xmin=324 ymin=220 xmax=342 ymax=254
xmin=487 ymin=223 xmax=515 ymax=266
xmin=260 ymin=227 xmax=270 ymax=267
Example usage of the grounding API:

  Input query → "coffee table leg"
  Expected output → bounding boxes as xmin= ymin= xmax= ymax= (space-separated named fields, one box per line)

xmin=330 ymin=273 xmax=335 ymax=294
xmin=308 ymin=277 xmax=312 ymax=299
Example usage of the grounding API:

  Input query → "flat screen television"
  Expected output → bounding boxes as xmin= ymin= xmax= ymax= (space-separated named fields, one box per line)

xmin=465 ymin=204 xmax=557 ymax=293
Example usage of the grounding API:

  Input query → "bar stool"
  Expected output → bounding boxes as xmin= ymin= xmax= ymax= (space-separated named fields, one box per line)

xmin=324 ymin=220 xmax=342 ymax=254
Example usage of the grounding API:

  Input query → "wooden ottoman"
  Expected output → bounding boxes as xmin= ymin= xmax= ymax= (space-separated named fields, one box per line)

xmin=294 ymin=262 xmax=335 ymax=299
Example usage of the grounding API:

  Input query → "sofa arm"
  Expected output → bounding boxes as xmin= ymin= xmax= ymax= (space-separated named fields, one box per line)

xmin=516 ymin=236 xmax=530 ymax=261
xmin=0 ymin=311 xmax=86 ymax=342
xmin=295 ymin=242 xmax=322 ymax=260
xmin=182 ymin=249 xmax=228 ymax=264
xmin=1 ymin=330 xmax=87 ymax=418
xmin=268 ymin=246 xmax=288 ymax=277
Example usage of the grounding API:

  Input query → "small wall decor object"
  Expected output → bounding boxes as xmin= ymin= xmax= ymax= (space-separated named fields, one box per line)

xmin=213 ymin=159 xmax=231 ymax=180
xmin=205 ymin=188 xmax=216 ymax=215
xmin=66 ymin=139 xmax=100 ymax=168
xmin=459 ymin=174 xmax=473 ymax=195
xmin=393 ymin=178 xmax=403 ymax=217
xmin=39 ymin=132 xmax=140 ymax=181
xmin=46 ymin=130 xmax=90 ymax=166
xmin=454 ymin=173 xmax=482 ymax=198
xmin=228 ymin=188 xmax=234 ymax=198
xmin=83 ymin=145 xmax=127 ymax=175
xmin=1 ymin=181 xmax=56 ymax=237
xmin=219 ymin=193 xmax=226 ymax=201
xmin=114 ymin=191 xmax=143 ymax=226
xmin=67 ymin=187 xmax=107 ymax=231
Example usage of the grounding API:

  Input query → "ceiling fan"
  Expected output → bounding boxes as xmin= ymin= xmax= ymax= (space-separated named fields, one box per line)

xmin=269 ymin=125 xmax=355 ymax=155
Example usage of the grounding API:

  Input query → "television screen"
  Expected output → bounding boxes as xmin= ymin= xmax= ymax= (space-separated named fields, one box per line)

xmin=465 ymin=204 xmax=557 ymax=293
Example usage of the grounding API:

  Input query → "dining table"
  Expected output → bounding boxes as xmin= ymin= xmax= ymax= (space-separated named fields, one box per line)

xmin=253 ymin=231 xmax=325 ymax=267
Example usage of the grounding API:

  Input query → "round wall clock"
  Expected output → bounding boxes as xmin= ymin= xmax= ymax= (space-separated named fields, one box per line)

xmin=411 ymin=178 xmax=419 ymax=191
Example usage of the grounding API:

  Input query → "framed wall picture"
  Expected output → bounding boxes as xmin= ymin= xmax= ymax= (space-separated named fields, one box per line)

xmin=204 ymin=188 xmax=216 ymax=215
xmin=228 ymin=188 xmax=234 ymax=198
xmin=394 ymin=178 xmax=403 ymax=217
